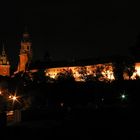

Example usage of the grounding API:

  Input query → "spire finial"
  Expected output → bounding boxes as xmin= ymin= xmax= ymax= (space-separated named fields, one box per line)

xmin=2 ymin=43 xmax=6 ymax=55
xmin=23 ymin=26 xmax=30 ymax=40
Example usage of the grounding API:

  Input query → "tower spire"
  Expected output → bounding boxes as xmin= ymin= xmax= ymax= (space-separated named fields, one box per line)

xmin=18 ymin=28 xmax=32 ymax=72
xmin=22 ymin=27 xmax=30 ymax=42
xmin=2 ymin=43 xmax=6 ymax=56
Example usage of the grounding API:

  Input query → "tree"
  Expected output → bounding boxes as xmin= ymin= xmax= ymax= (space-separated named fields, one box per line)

xmin=124 ymin=62 xmax=135 ymax=80
xmin=85 ymin=74 xmax=96 ymax=82
xmin=94 ymin=65 xmax=105 ymax=81
xmin=77 ymin=66 xmax=87 ymax=81
xmin=113 ymin=59 xmax=125 ymax=81
xmin=84 ymin=65 xmax=105 ymax=82
xmin=55 ymin=69 xmax=75 ymax=83
xmin=31 ymin=69 xmax=46 ymax=84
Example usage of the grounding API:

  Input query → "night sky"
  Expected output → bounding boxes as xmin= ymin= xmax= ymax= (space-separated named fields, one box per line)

xmin=0 ymin=1 xmax=139 ymax=66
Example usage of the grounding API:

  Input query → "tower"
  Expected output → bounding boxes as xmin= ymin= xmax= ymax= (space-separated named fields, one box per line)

xmin=0 ymin=44 xmax=10 ymax=76
xmin=17 ymin=30 xmax=32 ymax=72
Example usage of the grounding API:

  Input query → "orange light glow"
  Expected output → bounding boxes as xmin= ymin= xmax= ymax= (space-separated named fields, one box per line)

xmin=45 ymin=63 xmax=115 ymax=82
xmin=12 ymin=96 xmax=17 ymax=101
xmin=131 ymin=63 xmax=140 ymax=80
xmin=9 ymin=94 xmax=20 ymax=104
xmin=9 ymin=95 xmax=12 ymax=99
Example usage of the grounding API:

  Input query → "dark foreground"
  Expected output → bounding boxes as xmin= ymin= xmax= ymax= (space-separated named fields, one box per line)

xmin=1 ymin=108 xmax=140 ymax=139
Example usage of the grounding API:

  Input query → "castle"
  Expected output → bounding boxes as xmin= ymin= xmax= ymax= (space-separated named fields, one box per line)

xmin=0 ymin=31 xmax=116 ymax=81
xmin=0 ymin=31 xmax=32 ymax=77
xmin=1 ymin=31 xmax=140 ymax=81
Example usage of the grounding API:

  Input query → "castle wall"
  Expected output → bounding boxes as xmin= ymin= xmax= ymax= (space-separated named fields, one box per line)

xmin=45 ymin=63 xmax=115 ymax=82
xmin=18 ymin=54 xmax=28 ymax=72
xmin=0 ymin=65 xmax=10 ymax=76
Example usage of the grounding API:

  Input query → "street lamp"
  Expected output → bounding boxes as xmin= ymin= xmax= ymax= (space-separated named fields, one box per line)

xmin=12 ymin=96 xmax=17 ymax=101
xmin=9 ymin=94 xmax=19 ymax=103
xmin=119 ymin=90 xmax=128 ymax=101
xmin=121 ymin=94 xmax=126 ymax=100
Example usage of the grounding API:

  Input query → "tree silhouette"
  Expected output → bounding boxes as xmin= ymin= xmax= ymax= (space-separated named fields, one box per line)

xmin=113 ymin=59 xmax=125 ymax=81
xmin=32 ymin=69 xmax=46 ymax=83
xmin=94 ymin=65 xmax=105 ymax=81
xmin=55 ymin=69 xmax=75 ymax=83
xmin=124 ymin=61 xmax=135 ymax=80
xmin=77 ymin=66 xmax=87 ymax=81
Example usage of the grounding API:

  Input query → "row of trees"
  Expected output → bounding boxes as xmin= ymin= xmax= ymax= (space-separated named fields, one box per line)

xmin=45 ymin=61 xmax=136 ymax=83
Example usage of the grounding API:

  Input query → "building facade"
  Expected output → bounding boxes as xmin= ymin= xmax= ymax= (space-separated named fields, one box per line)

xmin=45 ymin=63 xmax=115 ymax=82
xmin=17 ymin=31 xmax=32 ymax=72
xmin=0 ymin=45 xmax=10 ymax=76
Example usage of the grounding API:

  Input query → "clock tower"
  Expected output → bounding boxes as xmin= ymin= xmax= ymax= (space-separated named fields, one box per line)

xmin=17 ymin=31 xmax=32 ymax=72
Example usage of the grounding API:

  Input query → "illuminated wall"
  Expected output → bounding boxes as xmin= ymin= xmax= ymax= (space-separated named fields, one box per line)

xmin=0 ymin=65 xmax=10 ymax=76
xmin=131 ymin=63 xmax=140 ymax=80
xmin=122 ymin=62 xmax=140 ymax=80
xmin=45 ymin=63 xmax=115 ymax=82
xmin=18 ymin=54 xmax=28 ymax=72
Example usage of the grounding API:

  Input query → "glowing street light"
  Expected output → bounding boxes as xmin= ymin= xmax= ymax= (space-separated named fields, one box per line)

xmin=121 ymin=94 xmax=126 ymax=99
xmin=9 ymin=95 xmax=12 ymax=99
xmin=120 ymin=90 xmax=127 ymax=101
xmin=12 ymin=96 xmax=17 ymax=101
xmin=9 ymin=94 xmax=19 ymax=104
xmin=60 ymin=102 xmax=64 ymax=107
